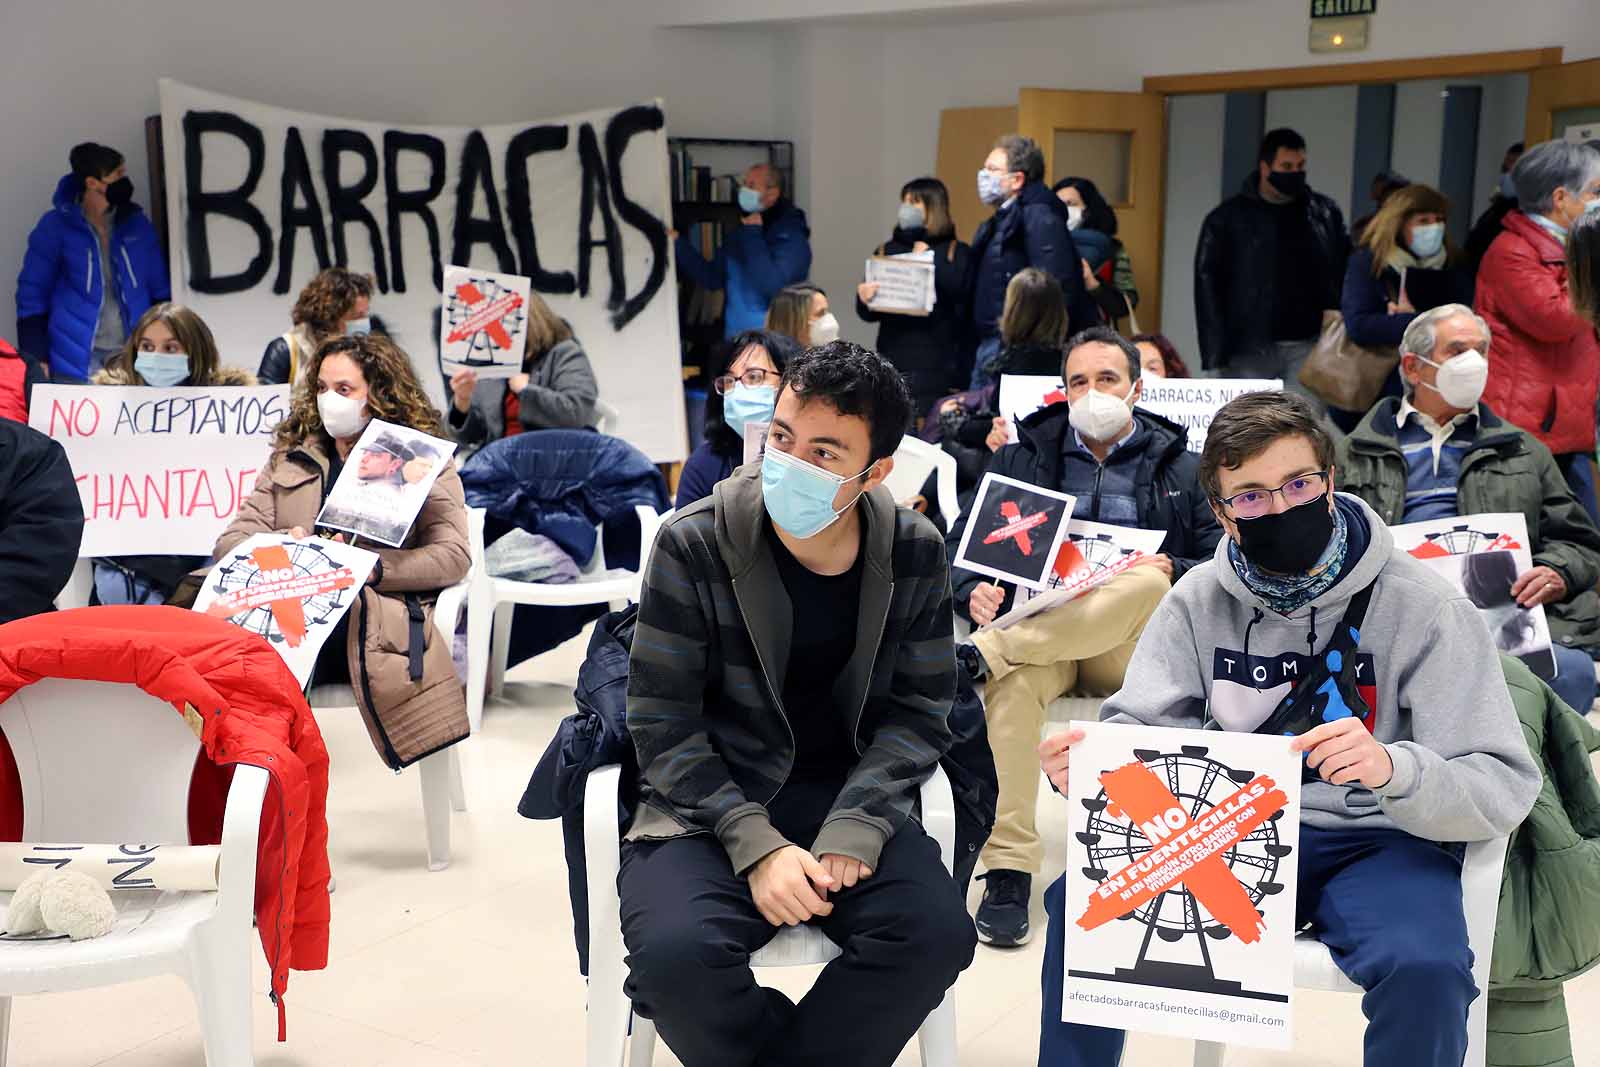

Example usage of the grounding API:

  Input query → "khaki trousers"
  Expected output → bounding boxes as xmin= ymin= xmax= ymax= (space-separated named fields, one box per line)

xmin=969 ymin=564 xmax=1170 ymax=875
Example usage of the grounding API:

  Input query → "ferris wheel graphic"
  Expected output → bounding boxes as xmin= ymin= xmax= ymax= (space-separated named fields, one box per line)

xmin=1045 ymin=532 xmax=1138 ymax=589
xmin=444 ymin=274 xmax=528 ymax=366
xmin=1414 ymin=523 xmax=1519 ymax=556
xmin=1071 ymin=745 xmax=1294 ymax=1001
xmin=210 ymin=541 xmax=352 ymax=644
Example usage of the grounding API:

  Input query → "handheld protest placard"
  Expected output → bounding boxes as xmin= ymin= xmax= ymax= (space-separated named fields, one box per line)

xmin=440 ymin=265 xmax=532 ymax=380
xmin=315 ymin=420 xmax=458 ymax=548
xmin=1062 ymin=721 xmax=1302 ymax=1050
xmin=952 ymin=473 xmax=1076 ymax=591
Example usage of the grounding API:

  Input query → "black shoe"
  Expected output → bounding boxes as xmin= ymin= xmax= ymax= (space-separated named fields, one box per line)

xmin=956 ymin=642 xmax=988 ymax=686
xmin=974 ymin=869 xmax=1032 ymax=946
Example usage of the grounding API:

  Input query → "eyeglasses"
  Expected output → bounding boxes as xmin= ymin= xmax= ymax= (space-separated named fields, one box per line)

xmin=714 ymin=368 xmax=776 ymax=395
xmin=1216 ymin=471 xmax=1329 ymax=519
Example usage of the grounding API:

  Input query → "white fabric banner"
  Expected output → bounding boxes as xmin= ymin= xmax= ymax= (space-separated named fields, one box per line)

xmin=28 ymin=383 xmax=287 ymax=556
xmin=1137 ymin=379 xmax=1282 ymax=453
xmin=159 ymin=79 xmax=685 ymax=461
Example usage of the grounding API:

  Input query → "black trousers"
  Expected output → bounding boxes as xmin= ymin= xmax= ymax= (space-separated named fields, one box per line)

xmin=618 ymin=779 xmax=977 ymax=1067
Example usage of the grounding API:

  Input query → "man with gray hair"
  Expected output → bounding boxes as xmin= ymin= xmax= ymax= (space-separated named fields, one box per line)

xmin=967 ymin=134 xmax=1099 ymax=387
xmin=1476 ymin=139 xmax=1600 ymax=522
xmin=1338 ymin=302 xmax=1600 ymax=714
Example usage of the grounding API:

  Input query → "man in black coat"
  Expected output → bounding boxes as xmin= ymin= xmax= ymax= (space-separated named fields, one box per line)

xmin=0 ymin=418 xmax=84 ymax=624
xmin=1194 ymin=127 xmax=1349 ymax=383
xmin=945 ymin=327 xmax=1221 ymax=948
xmin=968 ymin=135 xmax=1099 ymax=387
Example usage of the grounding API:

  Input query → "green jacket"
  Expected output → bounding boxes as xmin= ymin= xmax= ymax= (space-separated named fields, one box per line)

xmin=1337 ymin=397 xmax=1600 ymax=654
xmin=1488 ymin=654 xmax=1600 ymax=1067
xmin=624 ymin=464 xmax=956 ymax=875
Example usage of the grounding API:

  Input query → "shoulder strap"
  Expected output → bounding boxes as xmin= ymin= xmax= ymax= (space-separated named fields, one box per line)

xmin=282 ymin=332 xmax=299 ymax=385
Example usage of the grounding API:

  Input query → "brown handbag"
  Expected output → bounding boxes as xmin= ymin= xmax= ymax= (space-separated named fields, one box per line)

xmin=1297 ymin=309 xmax=1400 ymax=413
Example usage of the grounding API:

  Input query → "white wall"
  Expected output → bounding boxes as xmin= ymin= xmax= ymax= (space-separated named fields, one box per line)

xmin=1265 ymin=86 xmax=1360 ymax=225
xmin=0 ymin=0 xmax=789 ymax=341
xmin=1160 ymin=94 xmax=1228 ymax=362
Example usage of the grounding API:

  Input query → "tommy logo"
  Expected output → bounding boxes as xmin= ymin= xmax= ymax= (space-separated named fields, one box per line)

xmin=984 ymin=500 xmax=1051 ymax=556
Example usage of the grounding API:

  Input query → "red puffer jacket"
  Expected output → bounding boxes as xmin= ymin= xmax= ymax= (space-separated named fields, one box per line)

xmin=0 ymin=606 xmax=330 ymax=1040
xmin=1477 ymin=210 xmax=1600 ymax=455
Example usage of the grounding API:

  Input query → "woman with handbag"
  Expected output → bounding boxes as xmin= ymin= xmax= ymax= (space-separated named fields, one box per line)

xmin=1326 ymin=184 xmax=1473 ymax=430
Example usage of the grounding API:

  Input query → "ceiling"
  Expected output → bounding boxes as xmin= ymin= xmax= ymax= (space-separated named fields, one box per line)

xmin=653 ymin=0 xmax=1230 ymax=30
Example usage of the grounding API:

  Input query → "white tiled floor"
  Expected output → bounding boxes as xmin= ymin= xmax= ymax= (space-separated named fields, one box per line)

xmin=11 ymin=627 xmax=1600 ymax=1065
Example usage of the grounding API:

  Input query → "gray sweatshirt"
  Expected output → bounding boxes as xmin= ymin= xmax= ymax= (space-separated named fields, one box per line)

xmin=1102 ymin=493 xmax=1540 ymax=842
xmin=446 ymin=337 xmax=599 ymax=450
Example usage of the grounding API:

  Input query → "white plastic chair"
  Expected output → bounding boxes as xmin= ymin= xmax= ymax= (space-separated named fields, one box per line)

xmin=0 ymin=678 xmax=270 ymax=1067
xmin=52 ymin=558 xmax=93 ymax=610
xmin=1190 ymin=834 xmax=1509 ymax=1067
xmin=306 ymin=541 xmax=479 ymax=872
xmin=481 ymin=506 xmax=663 ymax=702
xmin=592 ymin=399 xmax=621 ymax=436
xmin=882 ymin=436 xmax=960 ymax=530
xmin=584 ymin=763 xmax=960 ymax=1067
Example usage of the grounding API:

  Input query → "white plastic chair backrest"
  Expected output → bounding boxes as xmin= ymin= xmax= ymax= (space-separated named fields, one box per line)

xmin=592 ymin=399 xmax=621 ymax=435
xmin=0 ymin=678 xmax=200 ymax=843
xmin=54 ymin=558 xmax=94 ymax=610
xmin=882 ymin=436 xmax=959 ymax=529
xmin=581 ymin=505 xmax=661 ymax=578
xmin=466 ymin=507 xmax=487 ymax=580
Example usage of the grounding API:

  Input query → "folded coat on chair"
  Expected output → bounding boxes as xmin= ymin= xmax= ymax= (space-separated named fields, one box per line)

xmin=0 ymin=606 xmax=332 ymax=1038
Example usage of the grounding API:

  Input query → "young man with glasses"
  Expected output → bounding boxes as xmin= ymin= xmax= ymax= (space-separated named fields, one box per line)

xmin=623 ymin=341 xmax=976 ymax=1067
xmin=1033 ymin=390 xmax=1540 ymax=1067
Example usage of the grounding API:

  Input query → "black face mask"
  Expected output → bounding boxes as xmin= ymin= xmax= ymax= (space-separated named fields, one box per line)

xmin=104 ymin=177 xmax=133 ymax=207
xmin=1232 ymin=493 xmax=1334 ymax=574
xmin=1266 ymin=170 xmax=1308 ymax=199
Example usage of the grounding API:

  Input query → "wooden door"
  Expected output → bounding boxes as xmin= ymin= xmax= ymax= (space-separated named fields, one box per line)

xmin=1018 ymin=89 xmax=1167 ymax=334
xmin=1525 ymin=57 xmax=1600 ymax=144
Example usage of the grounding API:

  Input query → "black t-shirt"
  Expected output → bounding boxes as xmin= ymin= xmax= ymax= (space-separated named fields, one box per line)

xmin=764 ymin=518 xmax=865 ymax=782
xmin=1271 ymin=201 xmax=1326 ymax=342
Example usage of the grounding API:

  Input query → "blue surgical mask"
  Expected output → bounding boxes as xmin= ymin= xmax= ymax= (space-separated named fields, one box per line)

xmin=761 ymin=447 xmax=873 ymax=539
xmin=345 ymin=316 xmax=372 ymax=337
xmin=134 ymin=351 xmax=191 ymax=387
xmin=1499 ymin=173 xmax=1517 ymax=200
xmin=1408 ymin=222 xmax=1446 ymax=258
xmin=897 ymin=203 xmax=926 ymax=231
xmin=723 ymin=384 xmax=777 ymax=440
xmin=1586 ymin=198 xmax=1600 ymax=217
xmin=977 ymin=169 xmax=1006 ymax=206
xmin=738 ymin=186 xmax=765 ymax=214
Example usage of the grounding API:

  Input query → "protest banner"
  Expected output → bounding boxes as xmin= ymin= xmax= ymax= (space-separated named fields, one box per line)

xmin=1391 ymin=513 xmax=1557 ymax=678
xmin=193 ymin=533 xmax=378 ymax=687
xmin=29 ymin=383 xmax=288 ymax=556
xmin=953 ymin=473 xmax=1075 ymax=590
xmin=1063 ymin=721 xmax=1301 ymax=1049
xmin=439 ymin=264 xmax=531 ymax=380
xmin=863 ymin=252 xmax=935 ymax=315
xmin=159 ymin=79 xmax=686 ymax=461
xmin=316 ymin=421 xmax=457 ymax=548
xmin=1137 ymin=379 xmax=1282 ymax=453
xmin=985 ymin=520 xmax=1165 ymax=631
xmin=996 ymin=374 xmax=1068 ymax=444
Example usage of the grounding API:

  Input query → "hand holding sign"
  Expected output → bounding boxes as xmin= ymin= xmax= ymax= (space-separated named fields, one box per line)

xmin=1038 ymin=726 xmax=1085 ymax=794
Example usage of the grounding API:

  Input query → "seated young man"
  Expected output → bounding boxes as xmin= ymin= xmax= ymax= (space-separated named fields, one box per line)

xmin=945 ymin=326 xmax=1221 ymax=946
xmin=1338 ymin=303 xmax=1600 ymax=715
xmin=623 ymin=341 xmax=976 ymax=1067
xmin=1035 ymin=391 xmax=1541 ymax=1066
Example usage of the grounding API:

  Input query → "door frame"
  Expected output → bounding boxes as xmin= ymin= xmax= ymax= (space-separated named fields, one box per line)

xmin=1141 ymin=47 xmax=1563 ymax=95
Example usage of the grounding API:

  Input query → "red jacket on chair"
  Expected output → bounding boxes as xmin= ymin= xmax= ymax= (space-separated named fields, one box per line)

xmin=1477 ymin=210 xmax=1600 ymax=455
xmin=0 ymin=606 xmax=330 ymax=1039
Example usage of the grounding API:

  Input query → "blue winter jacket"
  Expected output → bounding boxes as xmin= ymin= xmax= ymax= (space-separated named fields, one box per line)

xmin=675 ymin=199 xmax=812 ymax=338
xmin=457 ymin=429 xmax=669 ymax=566
xmin=968 ymin=180 xmax=1099 ymax=343
xmin=16 ymin=175 xmax=170 ymax=382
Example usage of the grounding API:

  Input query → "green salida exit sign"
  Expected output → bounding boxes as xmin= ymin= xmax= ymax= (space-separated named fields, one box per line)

xmin=1311 ymin=0 xmax=1376 ymax=15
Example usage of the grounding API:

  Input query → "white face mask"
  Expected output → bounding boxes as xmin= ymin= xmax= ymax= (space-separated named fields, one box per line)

xmin=317 ymin=390 xmax=371 ymax=439
xmin=1416 ymin=349 xmax=1489 ymax=410
xmin=809 ymin=313 xmax=840 ymax=347
xmin=1066 ymin=204 xmax=1085 ymax=231
xmin=1068 ymin=381 xmax=1136 ymax=443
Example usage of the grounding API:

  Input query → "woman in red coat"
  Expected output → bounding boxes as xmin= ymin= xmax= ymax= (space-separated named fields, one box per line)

xmin=1476 ymin=139 xmax=1600 ymax=520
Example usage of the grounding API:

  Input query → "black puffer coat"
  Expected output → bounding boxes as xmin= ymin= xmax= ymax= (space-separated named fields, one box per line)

xmin=1194 ymin=174 xmax=1349 ymax=369
xmin=856 ymin=230 xmax=973 ymax=413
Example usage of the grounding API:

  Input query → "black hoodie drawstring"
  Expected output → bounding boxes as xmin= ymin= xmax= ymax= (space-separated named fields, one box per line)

xmin=1306 ymin=607 xmax=1319 ymax=657
xmin=1242 ymin=608 xmax=1265 ymax=689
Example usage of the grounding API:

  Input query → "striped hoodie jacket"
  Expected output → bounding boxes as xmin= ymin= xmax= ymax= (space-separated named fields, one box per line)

xmin=625 ymin=463 xmax=956 ymax=874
